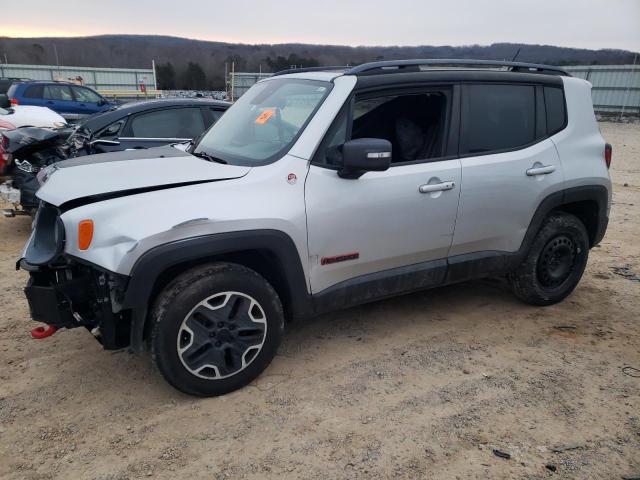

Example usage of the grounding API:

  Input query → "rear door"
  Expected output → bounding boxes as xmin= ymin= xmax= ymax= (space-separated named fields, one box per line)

xmin=117 ymin=106 xmax=207 ymax=149
xmin=42 ymin=84 xmax=77 ymax=119
xmin=449 ymin=83 xmax=563 ymax=258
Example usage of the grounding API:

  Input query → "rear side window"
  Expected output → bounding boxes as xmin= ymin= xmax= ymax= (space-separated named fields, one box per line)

xmin=462 ymin=84 xmax=535 ymax=154
xmin=43 ymin=85 xmax=73 ymax=101
xmin=129 ymin=107 xmax=205 ymax=138
xmin=544 ymin=87 xmax=566 ymax=135
xmin=24 ymin=85 xmax=44 ymax=99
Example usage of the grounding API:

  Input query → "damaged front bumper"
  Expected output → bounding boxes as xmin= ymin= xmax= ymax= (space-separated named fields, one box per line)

xmin=20 ymin=259 xmax=132 ymax=350
xmin=19 ymin=202 xmax=132 ymax=349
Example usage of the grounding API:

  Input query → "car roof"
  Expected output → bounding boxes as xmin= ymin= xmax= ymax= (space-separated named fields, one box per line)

xmin=78 ymin=98 xmax=231 ymax=132
xmin=15 ymin=80 xmax=78 ymax=86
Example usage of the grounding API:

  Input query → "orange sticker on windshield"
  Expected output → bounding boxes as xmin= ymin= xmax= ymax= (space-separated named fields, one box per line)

xmin=255 ymin=109 xmax=274 ymax=125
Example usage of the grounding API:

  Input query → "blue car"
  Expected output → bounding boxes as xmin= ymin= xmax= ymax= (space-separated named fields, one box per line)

xmin=7 ymin=81 xmax=113 ymax=121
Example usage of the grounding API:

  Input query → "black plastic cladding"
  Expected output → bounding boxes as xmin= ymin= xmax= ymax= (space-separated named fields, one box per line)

xmin=23 ymin=204 xmax=65 ymax=266
xmin=353 ymin=70 xmax=564 ymax=91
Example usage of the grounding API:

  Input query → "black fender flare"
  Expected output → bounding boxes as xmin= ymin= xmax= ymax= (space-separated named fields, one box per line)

xmin=122 ymin=229 xmax=312 ymax=351
xmin=519 ymin=184 xmax=609 ymax=255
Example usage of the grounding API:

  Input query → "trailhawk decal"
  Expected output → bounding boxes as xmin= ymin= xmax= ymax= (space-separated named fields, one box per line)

xmin=321 ymin=252 xmax=360 ymax=266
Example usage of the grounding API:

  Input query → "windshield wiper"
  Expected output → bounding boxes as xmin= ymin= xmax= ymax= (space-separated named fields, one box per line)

xmin=192 ymin=151 xmax=227 ymax=164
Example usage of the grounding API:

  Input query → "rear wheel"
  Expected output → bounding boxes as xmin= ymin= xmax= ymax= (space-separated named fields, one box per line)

xmin=150 ymin=262 xmax=284 ymax=396
xmin=509 ymin=213 xmax=589 ymax=306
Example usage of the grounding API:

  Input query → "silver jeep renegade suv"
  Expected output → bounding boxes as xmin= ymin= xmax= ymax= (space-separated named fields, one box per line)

xmin=19 ymin=60 xmax=612 ymax=396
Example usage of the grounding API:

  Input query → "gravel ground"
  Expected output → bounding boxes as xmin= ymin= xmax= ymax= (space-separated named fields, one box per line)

xmin=0 ymin=122 xmax=638 ymax=479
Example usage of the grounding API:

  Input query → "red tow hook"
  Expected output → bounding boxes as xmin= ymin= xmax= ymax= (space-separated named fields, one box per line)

xmin=31 ymin=325 xmax=57 ymax=339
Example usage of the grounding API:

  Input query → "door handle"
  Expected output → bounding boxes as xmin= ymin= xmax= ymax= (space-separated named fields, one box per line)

xmin=526 ymin=165 xmax=556 ymax=176
xmin=419 ymin=181 xmax=456 ymax=193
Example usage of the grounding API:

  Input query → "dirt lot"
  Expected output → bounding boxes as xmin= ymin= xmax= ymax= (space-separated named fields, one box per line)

xmin=0 ymin=122 xmax=638 ymax=479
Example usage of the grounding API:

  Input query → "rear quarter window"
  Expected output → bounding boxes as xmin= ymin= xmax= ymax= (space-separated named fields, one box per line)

xmin=544 ymin=86 xmax=567 ymax=135
xmin=24 ymin=85 xmax=44 ymax=99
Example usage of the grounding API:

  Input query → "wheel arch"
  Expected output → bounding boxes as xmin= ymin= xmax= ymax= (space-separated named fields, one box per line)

xmin=122 ymin=230 xmax=313 ymax=351
xmin=520 ymin=185 xmax=609 ymax=257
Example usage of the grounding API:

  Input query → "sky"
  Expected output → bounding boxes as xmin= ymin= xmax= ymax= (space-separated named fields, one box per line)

xmin=3 ymin=0 xmax=640 ymax=51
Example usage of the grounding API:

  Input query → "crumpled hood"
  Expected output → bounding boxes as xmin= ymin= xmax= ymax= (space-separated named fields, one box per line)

xmin=36 ymin=145 xmax=250 ymax=208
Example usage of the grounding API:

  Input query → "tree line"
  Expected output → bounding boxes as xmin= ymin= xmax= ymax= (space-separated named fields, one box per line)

xmin=155 ymin=54 xmax=320 ymax=90
xmin=1 ymin=35 xmax=637 ymax=90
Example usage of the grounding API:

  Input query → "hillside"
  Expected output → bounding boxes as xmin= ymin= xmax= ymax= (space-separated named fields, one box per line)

xmin=0 ymin=35 xmax=637 ymax=89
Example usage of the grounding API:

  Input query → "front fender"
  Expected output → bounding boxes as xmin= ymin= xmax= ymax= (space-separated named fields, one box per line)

xmin=121 ymin=229 xmax=312 ymax=351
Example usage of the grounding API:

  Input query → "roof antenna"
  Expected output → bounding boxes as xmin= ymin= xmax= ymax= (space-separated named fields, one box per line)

xmin=511 ymin=47 xmax=522 ymax=62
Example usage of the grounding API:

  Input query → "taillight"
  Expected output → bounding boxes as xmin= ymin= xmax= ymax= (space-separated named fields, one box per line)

xmin=9 ymin=98 xmax=18 ymax=106
xmin=0 ymin=151 xmax=12 ymax=175
xmin=604 ymin=143 xmax=612 ymax=169
xmin=0 ymin=131 xmax=12 ymax=175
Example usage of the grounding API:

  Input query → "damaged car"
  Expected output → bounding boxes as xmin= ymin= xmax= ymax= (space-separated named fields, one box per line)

xmin=18 ymin=60 xmax=611 ymax=396
xmin=0 ymin=98 xmax=229 ymax=216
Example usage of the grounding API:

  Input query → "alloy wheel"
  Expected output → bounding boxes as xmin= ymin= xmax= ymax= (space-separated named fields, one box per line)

xmin=177 ymin=291 xmax=267 ymax=379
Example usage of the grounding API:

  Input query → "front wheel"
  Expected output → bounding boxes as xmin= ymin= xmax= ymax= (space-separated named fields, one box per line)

xmin=150 ymin=263 xmax=284 ymax=396
xmin=509 ymin=213 xmax=589 ymax=306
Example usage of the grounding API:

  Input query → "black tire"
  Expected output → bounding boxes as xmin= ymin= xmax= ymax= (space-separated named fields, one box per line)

xmin=508 ymin=213 xmax=589 ymax=306
xmin=150 ymin=262 xmax=284 ymax=396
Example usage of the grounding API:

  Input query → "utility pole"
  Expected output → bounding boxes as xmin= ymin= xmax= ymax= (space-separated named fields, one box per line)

xmin=619 ymin=53 xmax=638 ymax=121
xmin=231 ymin=61 xmax=235 ymax=102
xmin=53 ymin=44 xmax=61 ymax=79
xmin=224 ymin=62 xmax=228 ymax=99
xmin=151 ymin=59 xmax=158 ymax=91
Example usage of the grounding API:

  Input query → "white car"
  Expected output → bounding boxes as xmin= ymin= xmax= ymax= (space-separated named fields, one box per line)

xmin=19 ymin=59 xmax=611 ymax=396
xmin=0 ymin=105 xmax=67 ymax=130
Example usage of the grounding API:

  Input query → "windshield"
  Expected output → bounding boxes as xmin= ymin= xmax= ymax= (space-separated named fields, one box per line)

xmin=194 ymin=78 xmax=331 ymax=165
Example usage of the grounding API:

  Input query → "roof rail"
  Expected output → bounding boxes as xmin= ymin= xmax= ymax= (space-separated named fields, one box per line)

xmin=271 ymin=66 xmax=350 ymax=77
xmin=345 ymin=59 xmax=570 ymax=76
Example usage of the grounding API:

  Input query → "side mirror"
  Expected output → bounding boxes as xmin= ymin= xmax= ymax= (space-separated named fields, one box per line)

xmin=97 ymin=98 xmax=107 ymax=106
xmin=0 ymin=94 xmax=10 ymax=109
xmin=338 ymin=138 xmax=392 ymax=179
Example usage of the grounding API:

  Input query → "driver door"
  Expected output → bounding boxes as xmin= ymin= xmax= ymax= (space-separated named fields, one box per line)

xmin=305 ymin=87 xmax=461 ymax=294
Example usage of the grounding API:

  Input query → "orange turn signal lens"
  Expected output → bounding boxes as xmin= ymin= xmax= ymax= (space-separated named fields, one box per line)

xmin=78 ymin=220 xmax=94 ymax=250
